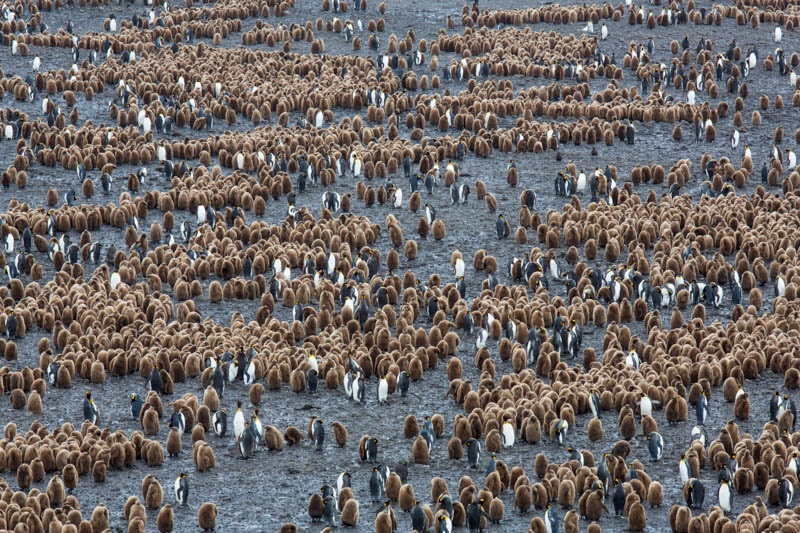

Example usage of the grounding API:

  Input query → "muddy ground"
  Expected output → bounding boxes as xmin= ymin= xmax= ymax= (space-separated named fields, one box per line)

xmin=0 ymin=0 xmax=798 ymax=530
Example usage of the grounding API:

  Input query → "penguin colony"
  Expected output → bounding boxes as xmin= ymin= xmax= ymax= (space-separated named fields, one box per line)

xmin=0 ymin=0 xmax=799 ymax=532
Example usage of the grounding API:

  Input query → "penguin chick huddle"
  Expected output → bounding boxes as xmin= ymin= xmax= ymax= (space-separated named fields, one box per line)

xmin=3 ymin=0 xmax=800 ymax=532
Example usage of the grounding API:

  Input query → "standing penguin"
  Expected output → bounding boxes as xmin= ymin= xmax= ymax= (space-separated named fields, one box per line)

xmin=322 ymin=497 xmax=338 ymax=527
xmin=502 ymin=417 xmax=515 ymax=448
xmin=83 ymin=391 xmax=99 ymax=424
xmin=437 ymin=513 xmax=453 ymax=533
xmin=313 ymin=419 xmax=325 ymax=451
xmin=146 ymin=367 xmax=162 ymax=394
xmin=233 ymin=400 xmax=245 ymax=441
xmin=554 ymin=419 xmax=569 ymax=446
xmin=613 ymin=481 xmax=626 ymax=515
xmin=398 ymin=371 xmax=409 ymax=397
xmin=647 ymin=432 xmax=663 ymax=461
xmin=250 ymin=411 xmax=263 ymax=448
xmin=174 ymin=473 xmax=188 ymax=505
xmin=545 ymin=504 xmax=562 ymax=533
xmin=639 ymin=392 xmax=653 ymax=418
xmin=212 ymin=409 xmax=227 ymax=437
xmin=679 ymin=455 xmax=689 ymax=484
xmin=169 ymin=410 xmax=186 ymax=434
xmin=337 ymin=472 xmax=352 ymax=493
xmin=306 ymin=367 xmax=319 ymax=392
xmin=369 ymin=467 xmax=385 ymax=502
xmin=377 ymin=376 xmax=388 ymax=404
xmin=466 ymin=438 xmax=481 ymax=468
xmin=589 ymin=390 xmax=601 ymax=419
xmin=718 ymin=479 xmax=732 ymax=513
xmin=687 ymin=478 xmax=705 ymax=509
xmin=696 ymin=391 xmax=709 ymax=425
xmin=5 ymin=311 xmax=16 ymax=339
xmin=366 ymin=438 xmax=379 ymax=462
xmin=779 ymin=478 xmax=794 ymax=507
xmin=466 ymin=498 xmax=489 ymax=533
xmin=411 ymin=501 xmax=427 ymax=531
xmin=130 ymin=394 xmax=144 ymax=419
xmin=212 ymin=362 xmax=225 ymax=398
xmin=238 ymin=422 xmax=254 ymax=459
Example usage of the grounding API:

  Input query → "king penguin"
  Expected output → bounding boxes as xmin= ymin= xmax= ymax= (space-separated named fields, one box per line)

xmin=212 ymin=409 xmax=227 ymax=437
xmin=313 ymin=418 xmax=325 ymax=451
xmin=647 ymin=432 xmax=664 ymax=461
xmin=696 ymin=391 xmax=709 ymax=425
xmin=501 ymin=417 xmax=515 ymax=448
xmin=233 ymin=400 xmax=245 ymax=440
xmin=174 ymin=473 xmax=188 ymax=505
xmin=466 ymin=437 xmax=480 ymax=468
xmin=718 ymin=479 xmax=732 ymax=513
xmin=83 ymin=391 xmax=99 ymax=424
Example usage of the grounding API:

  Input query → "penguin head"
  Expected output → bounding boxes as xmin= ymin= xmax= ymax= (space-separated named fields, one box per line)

xmin=373 ymin=467 xmax=379 ymax=472
xmin=179 ymin=472 xmax=187 ymax=479
xmin=85 ymin=391 xmax=92 ymax=399
xmin=465 ymin=440 xmax=472 ymax=447
xmin=131 ymin=394 xmax=137 ymax=401
xmin=372 ymin=438 xmax=378 ymax=444
xmin=646 ymin=434 xmax=651 ymax=440
xmin=236 ymin=400 xmax=242 ymax=409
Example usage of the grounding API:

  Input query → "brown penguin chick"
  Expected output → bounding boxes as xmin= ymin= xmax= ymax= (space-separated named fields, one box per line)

xmin=417 ymin=217 xmax=430 ymax=239
xmin=413 ymin=436 xmax=430 ymax=464
xmin=91 ymin=503 xmax=109 ymax=532
xmin=93 ymin=461 xmax=106 ymax=482
xmin=284 ymin=426 xmax=303 ymax=445
xmin=386 ymin=473 xmax=402 ymax=501
xmin=430 ymin=477 xmax=449 ymax=504
xmin=485 ymin=429 xmax=501 ymax=453
xmin=375 ymin=508 xmax=392 ymax=533
xmin=404 ymin=415 xmax=419 ymax=438
xmin=264 ymin=425 xmax=285 ymax=451
xmin=448 ymin=437 xmax=463 ymax=459
xmin=332 ymin=422 xmax=348 ymax=446
xmin=308 ymin=493 xmax=324 ymax=521
xmin=17 ymin=462 xmax=32 ymax=489
xmin=647 ymin=481 xmax=663 ymax=507
xmin=628 ymin=500 xmax=647 ymax=531
xmin=157 ymin=504 xmax=174 ymax=532
xmin=585 ymin=490 xmax=607 ymax=520
xmin=399 ymin=485 xmax=416 ymax=512
xmin=146 ymin=480 xmax=164 ymax=509
xmin=166 ymin=427 xmax=182 ymax=457
xmin=143 ymin=409 xmax=160 ymax=435
xmin=514 ymin=485 xmax=532 ymax=512
xmin=734 ymin=392 xmax=750 ymax=419
xmin=619 ymin=414 xmax=636 ymax=440
xmin=489 ymin=497 xmax=504 ymax=524
xmin=63 ymin=463 xmax=78 ymax=492
xmin=432 ymin=219 xmax=446 ymax=240
xmin=341 ymin=499 xmax=359 ymax=526
xmin=198 ymin=502 xmax=217 ymax=531
xmin=47 ymin=474 xmax=65 ymax=506
xmin=588 ymin=419 xmax=603 ymax=441
xmin=27 ymin=390 xmax=43 ymax=414
xmin=558 ymin=479 xmax=576 ymax=509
